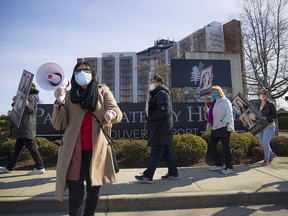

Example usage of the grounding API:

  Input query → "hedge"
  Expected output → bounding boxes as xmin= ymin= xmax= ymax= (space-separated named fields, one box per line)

xmin=0 ymin=133 xmax=287 ymax=169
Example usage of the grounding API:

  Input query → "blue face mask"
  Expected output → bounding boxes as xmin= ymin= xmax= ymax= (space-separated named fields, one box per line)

xmin=75 ymin=71 xmax=92 ymax=86
xmin=211 ymin=93 xmax=218 ymax=100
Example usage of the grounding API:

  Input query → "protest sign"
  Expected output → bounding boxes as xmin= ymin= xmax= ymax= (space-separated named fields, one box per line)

xmin=10 ymin=70 xmax=34 ymax=128
xmin=232 ymin=92 xmax=268 ymax=135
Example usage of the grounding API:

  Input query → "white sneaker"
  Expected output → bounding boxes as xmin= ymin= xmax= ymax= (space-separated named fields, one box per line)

xmin=27 ymin=168 xmax=45 ymax=175
xmin=221 ymin=168 xmax=234 ymax=174
xmin=0 ymin=166 xmax=11 ymax=173
xmin=209 ymin=165 xmax=224 ymax=171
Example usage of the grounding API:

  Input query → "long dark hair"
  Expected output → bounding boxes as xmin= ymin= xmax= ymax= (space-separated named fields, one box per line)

xmin=71 ymin=61 xmax=99 ymax=86
xmin=70 ymin=61 xmax=99 ymax=112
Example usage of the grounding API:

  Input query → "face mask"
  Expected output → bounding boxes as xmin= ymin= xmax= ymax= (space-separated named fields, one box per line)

xmin=260 ymin=94 xmax=267 ymax=100
xmin=75 ymin=71 xmax=92 ymax=86
xmin=149 ymin=83 xmax=156 ymax=91
xmin=211 ymin=93 xmax=218 ymax=100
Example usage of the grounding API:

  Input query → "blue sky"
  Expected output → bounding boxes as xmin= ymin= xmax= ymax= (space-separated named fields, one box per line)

xmin=0 ymin=0 xmax=244 ymax=114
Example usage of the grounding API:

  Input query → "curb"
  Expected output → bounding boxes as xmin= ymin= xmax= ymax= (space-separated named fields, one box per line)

xmin=0 ymin=191 xmax=287 ymax=214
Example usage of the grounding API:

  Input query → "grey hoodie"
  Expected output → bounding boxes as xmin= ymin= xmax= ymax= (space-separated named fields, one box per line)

xmin=11 ymin=93 xmax=39 ymax=140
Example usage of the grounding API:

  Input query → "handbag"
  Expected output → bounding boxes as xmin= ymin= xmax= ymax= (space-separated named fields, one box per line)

xmin=211 ymin=126 xmax=228 ymax=137
xmin=90 ymin=112 xmax=119 ymax=173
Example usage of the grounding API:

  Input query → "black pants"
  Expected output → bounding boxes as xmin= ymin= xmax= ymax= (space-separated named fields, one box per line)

xmin=208 ymin=132 xmax=233 ymax=169
xmin=67 ymin=150 xmax=101 ymax=216
xmin=6 ymin=138 xmax=44 ymax=171
xmin=143 ymin=145 xmax=178 ymax=180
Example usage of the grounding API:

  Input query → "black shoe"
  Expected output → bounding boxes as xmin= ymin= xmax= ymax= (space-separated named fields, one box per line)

xmin=135 ymin=175 xmax=153 ymax=184
xmin=161 ymin=173 xmax=179 ymax=180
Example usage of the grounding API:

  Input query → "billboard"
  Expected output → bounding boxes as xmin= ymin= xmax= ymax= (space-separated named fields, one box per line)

xmin=199 ymin=65 xmax=213 ymax=96
xmin=205 ymin=25 xmax=225 ymax=52
xmin=171 ymin=59 xmax=232 ymax=88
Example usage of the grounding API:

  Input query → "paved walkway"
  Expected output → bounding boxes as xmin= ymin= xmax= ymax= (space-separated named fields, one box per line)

xmin=0 ymin=157 xmax=287 ymax=214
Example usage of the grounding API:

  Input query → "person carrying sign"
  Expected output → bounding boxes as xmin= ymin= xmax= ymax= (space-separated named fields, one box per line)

xmin=52 ymin=62 xmax=122 ymax=216
xmin=0 ymin=83 xmax=45 ymax=175
xmin=255 ymin=88 xmax=277 ymax=166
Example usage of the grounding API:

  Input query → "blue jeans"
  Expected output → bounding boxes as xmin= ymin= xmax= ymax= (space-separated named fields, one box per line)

xmin=143 ymin=145 xmax=178 ymax=180
xmin=257 ymin=126 xmax=275 ymax=161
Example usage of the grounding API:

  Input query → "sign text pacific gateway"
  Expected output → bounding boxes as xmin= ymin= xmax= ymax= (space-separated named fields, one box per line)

xmin=36 ymin=103 xmax=245 ymax=139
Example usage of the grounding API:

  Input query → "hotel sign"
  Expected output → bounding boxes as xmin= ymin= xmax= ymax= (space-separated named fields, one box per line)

xmin=36 ymin=103 xmax=245 ymax=139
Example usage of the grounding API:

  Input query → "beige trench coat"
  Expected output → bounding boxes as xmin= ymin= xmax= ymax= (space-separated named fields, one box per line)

xmin=52 ymin=85 xmax=122 ymax=201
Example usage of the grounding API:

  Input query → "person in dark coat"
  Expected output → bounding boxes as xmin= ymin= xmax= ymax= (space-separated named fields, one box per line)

xmin=255 ymin=88 xmax=277 ymax=166
xmin=135 ymin=75 xmax=178 ymax=183
xmin=0 ymin=83 xmax=45 ymax=175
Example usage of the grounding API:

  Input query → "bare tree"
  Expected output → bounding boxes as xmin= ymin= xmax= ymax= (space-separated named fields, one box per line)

xmin=240 ymin=0 xmax=288 ymax=99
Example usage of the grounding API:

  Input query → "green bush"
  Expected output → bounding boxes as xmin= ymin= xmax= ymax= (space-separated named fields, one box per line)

xmin=247 ymin=134 xmax=262 ymax=161
xmin=201 ymin=131 xmax=255 ymax=164
xmin=250 ymin=146 xmax=264 ymax=161
xmin=278 ymin=113 xmax=288 ymax=130
xmin=114 ymin=139 xmax=150 ymax=168
xmin=270 ymin=135 xmax=288 ymax=156
xmin=0 ymin=139 xmax=31 ymax=160
xmin=36 ymin=138 xmax=59 ymax=166
xmin=1 ymin=133 xmax=286 ymax=170
xmin=0 ymin=115 xmax=11 ymax=144
xmin=201 ymin=131 xmax=211 ymax=143
xmin=0 ymin=138 xmax=59 ymax=168
xmin=0 ymin=139 xmax=15 ymax=157
xmin=173 ymin=134 xmax=207 ymax=166
xmin=230 ymin=132 xmax=252 ymax=154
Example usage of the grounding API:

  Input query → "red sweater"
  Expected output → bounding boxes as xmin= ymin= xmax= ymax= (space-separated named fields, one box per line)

xmin=81 ymin=112 xmax=93 ymax=150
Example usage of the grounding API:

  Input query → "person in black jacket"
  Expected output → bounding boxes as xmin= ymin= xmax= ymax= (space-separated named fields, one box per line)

xmin=0 ymin=83 xmax=45 ymax=175
xmin=135 ymin=75 xmax=178 ymax=183
xmin=255 ymin=88 xmax=277 ymax=166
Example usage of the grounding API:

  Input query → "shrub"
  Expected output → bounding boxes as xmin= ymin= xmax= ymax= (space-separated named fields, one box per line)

xmin=270 ymin=135 xmax=288 ymax=156
xmin=230 ymin=132 xmax=252 ymax=154
xmin=114 ymin=139 xmax=150 ymax=168
xmin=278 ymin=113 xmax=288 ymax=130
xmin=173 ymin=134 xmax=207 ymax=166
xmin=0 ymin=139 xmax=15 ymax=157
xmin=201 ymin=131 xmax=254 ymax=164
xmin=250 ymin=146 xmax=263 ymax=161
xmin=36 ymin=138 xmax=59 ymax=166
xmin=0 ymin=115 xmax=11 ymax=144
xmin=247 ymin=134 xmax=262 ymax=161
xmin=201 ymin=131 xmax=211 ymax=143
xmin=0 ymin=139 xmax=31 ymax=160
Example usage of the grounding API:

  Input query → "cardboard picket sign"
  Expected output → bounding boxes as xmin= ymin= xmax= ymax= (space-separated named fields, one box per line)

xmin=232 ymin=92 xmax=268 ymax=135
xmin=10 ymin=70 xmax=34 ymax=128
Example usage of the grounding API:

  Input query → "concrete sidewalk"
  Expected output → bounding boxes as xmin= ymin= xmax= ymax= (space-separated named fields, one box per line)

xmin=0 ymin=157 xmax=287 ymax=214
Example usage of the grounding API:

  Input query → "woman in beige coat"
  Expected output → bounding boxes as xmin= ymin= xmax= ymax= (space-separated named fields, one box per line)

xmin=52 ymin=62 xmax=122 ymax=216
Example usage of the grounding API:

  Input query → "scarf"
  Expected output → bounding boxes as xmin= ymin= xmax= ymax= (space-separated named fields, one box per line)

xmin=70 ymin=81 xmax=98 ymax=112
xmin=207 ymin=100 xmax=216 ymax=124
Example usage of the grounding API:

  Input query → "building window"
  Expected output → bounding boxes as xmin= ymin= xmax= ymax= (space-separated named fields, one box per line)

xmin=120 ymin=57 xmax=133 ymax=102
xmin=102 ymin=58 xmax=115 ymax=93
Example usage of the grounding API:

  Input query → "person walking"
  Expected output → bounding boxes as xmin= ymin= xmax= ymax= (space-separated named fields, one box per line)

xmin=207 ymin=85 xmax=235 ymax=174
xmin=255 ymin=88 xmax=277 ymax=166
xmin=52 ymin=62 xmax=122 ymax=216
xmin=0 ymin=83 xmax=45 ymax=175
xmin=205 ymin=96 xmax=216 ymax=165
xmin=135 ymin=74 xmax=178 ymax=183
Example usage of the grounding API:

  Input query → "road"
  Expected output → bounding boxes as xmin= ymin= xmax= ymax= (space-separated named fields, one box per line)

xmin=3 ymin=204 xmax=288 ymax=216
